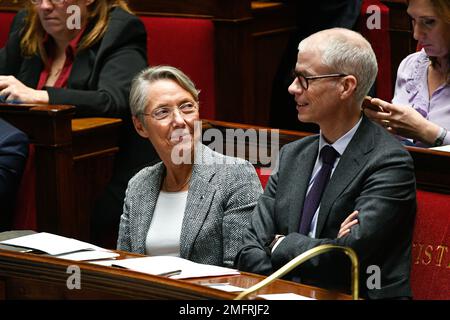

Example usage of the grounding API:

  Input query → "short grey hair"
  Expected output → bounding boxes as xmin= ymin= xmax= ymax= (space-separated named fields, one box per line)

xmin=130 ymin=65 xmax=200 ymax=123
xmin=298 ymin=28 xmax=378 ymax=104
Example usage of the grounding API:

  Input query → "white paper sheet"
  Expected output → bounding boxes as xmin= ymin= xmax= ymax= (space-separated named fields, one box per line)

xmin=203 ymin=283 xmax=244 ymax=292
xmin=430 ymin=145 xmax=450 ymax=152
xmin=56 ymin=250 xmax=119 ymax=261
xmin=88 ymin=260 xmax=116 ymax=267
xmin=109 ymin=256 xmax=239 ymax=279
xmin=0 ymin=232 xmax=102 ymax=255
xmin=258 ymin=293 xmax=316 ymax=300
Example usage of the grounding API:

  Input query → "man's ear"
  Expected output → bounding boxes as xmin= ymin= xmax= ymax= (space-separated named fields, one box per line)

xmin=86 ymin=0 xmax=95 ymax=6
xmin=339 ymin=75 xmax=358 ymax=100
xmin=132 ymin=115 xmax=149 ymax=138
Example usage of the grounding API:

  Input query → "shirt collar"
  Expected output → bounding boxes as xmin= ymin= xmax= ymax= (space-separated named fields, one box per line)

xmin=41 ymin=27 xmax=86 ymax=58
xmin=318 ymin=115 xmax=363 ymax=156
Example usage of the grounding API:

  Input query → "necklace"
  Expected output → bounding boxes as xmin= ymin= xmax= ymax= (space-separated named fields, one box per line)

xmin=162 ymin=171 xmax=192 ymax=192
xmin=50 ymin=68 xmax=62 ymax=78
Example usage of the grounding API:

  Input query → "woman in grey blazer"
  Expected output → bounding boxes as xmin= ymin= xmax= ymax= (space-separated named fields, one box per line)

xmin=117 ymin=66 xmax=263 ymax=268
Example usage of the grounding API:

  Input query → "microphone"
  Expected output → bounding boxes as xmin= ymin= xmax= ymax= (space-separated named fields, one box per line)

xmin=234 ymin=244 xmax=359 ymax=300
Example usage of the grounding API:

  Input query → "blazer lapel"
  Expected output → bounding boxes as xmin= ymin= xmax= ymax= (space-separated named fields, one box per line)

xmin=287 ymin=140 xmax=319 ymax=233
xmin=68 ymin=48 xmax=94 ymax=88
xmin=18 ymin=55 xmax=42 ymax=88
xmin=179 ymin=161 xmax=216 ymax=260
xmin=134 ymin=163 xmax=164 ymax=254
xmin=315 ymin=117 xmax=375 ymax=236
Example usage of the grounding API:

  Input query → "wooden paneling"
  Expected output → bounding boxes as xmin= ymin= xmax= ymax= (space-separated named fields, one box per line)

xmin=203 ymin=119 xmax=450 ymax=193
xmin=0 ymin=0 xmax=22 ymax=10
xmin=0 ymin=104 xmax=76 ymax=235
xmin=0 ymin=104 xmax=122 ymax=241
xmin=381 ymin=0 xmax=417 ymax=92
xmin=128 ymin=0 xmax=251 ymax=19
xmin=0 ymin=249 xmax=352 ymax=300
xmin=0 ymin=279 xmax=5 ymax=300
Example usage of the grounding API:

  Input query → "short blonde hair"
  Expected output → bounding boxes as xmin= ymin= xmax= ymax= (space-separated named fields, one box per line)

xmin=20 ymin=0 xmax=132 ymax=64
xmin=130 ymin=65 xmax=200 ymax=124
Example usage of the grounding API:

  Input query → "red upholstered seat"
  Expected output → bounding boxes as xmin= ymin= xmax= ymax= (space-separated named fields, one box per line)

xmin=1 ymin=13 xmax=217 ymax=119
xmin=411 ymin=190 xmax=450 ymax=300
xmin=0 ymin=11 xmax=15 ymax=48
xmin=359 ymin=0 xmax=392 ymax=101
xmin=255 ymin=167 xmax=271 ymax=189
xmin=139 ymin=16 xmax=216 ymax=120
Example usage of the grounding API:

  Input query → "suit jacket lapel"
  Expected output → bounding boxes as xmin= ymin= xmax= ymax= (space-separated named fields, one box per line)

xmin=180 ymin=144 xmax=216 ymax=259
xmin=315 ymin=116 xmax=375 ymax=236
xmin=68 ymin=48 xmax=94 ymax=88
xmin=134 ymin=163 xmax=164 ymax=254
xmin=288 ymin=139 xmax=319 ymax=233
xmin=18 ymin=55 xmax=42 ymax=88
xmin=179 ymin=167 xmax=216 ymax=259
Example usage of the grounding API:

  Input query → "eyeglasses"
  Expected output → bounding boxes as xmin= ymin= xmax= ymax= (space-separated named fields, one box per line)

xmin=30 ymin=0 xmax=66 ymax=5
xmin=292 ymin=70 xmax=348 ymax=91
xmin=140 ymin=102 xmax=198 ymax=121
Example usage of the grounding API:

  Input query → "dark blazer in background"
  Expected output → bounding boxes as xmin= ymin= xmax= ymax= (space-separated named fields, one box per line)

xmin=0 ymin=119 xmax=28 ymax=230
xmin=269 ymin=0 xmax=364 ymax=132
xmin=235 ymin=116 xmax=417 ymax=299
xmin=0 ymin=8 xmax=158 ymax=246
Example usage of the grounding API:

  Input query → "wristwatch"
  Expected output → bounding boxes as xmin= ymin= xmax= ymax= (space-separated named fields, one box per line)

xmin=433 ymin=127 xmax=447 ymax=147
xmin=268 ymin=234 xmax=284 ymax=252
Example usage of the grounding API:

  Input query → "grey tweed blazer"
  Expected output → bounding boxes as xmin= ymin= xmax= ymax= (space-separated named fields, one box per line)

xmin=117 ymin=144 xmax=263 ymax=267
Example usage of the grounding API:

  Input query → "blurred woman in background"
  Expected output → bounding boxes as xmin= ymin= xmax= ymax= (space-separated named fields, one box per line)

xmin=364 ymin=0 xmax=450 ymax=147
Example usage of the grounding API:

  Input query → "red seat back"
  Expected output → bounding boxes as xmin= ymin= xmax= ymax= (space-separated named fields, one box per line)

xmin=411 ymin=190 xmax=450 ymax=299
xmin=255 ymin=167 xmax=271 ymax=189
xmin=0 ymin=12 xmax=16 ymax=48
xmin=139 ymin=16 xmax=216 ymax=120
xmin=359 ymin=0 xmax=392 ymax=101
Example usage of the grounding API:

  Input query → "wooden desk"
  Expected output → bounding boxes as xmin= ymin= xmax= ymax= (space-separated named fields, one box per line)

xmin=0 ymin=104 xmax=122 ymax=241
xmin=0 ymin=249 xmax=351 ymax=300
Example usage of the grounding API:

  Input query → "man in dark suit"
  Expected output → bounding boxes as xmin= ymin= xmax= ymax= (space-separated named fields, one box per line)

xmin=0 ymin=119 xmax=28 ymax=230
xmin=235 ymin=28 xmax=416 ymax=299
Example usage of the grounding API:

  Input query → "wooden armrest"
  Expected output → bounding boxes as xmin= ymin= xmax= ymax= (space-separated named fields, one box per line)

xmin=72 ymin=118 xmax=122 ymax=133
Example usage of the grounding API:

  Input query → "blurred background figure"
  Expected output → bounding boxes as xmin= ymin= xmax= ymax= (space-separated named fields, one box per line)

xmin=265 ymin=0 xmax=363 ymax=132
xmin=364 ymin=0 xmax=450 ymax=147
xmin=0 ymin=119 xmax=28 ymax=231
xmin=0 ymin=0 xmax=158 ymax=247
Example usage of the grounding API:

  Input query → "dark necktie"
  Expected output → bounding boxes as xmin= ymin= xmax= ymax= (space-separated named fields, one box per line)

xmin=299 ymin=145 xmax=339 ymax=235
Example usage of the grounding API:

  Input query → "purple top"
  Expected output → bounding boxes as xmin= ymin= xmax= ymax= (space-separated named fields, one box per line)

xmin=392 ymin=49 xmax=450 ymax=146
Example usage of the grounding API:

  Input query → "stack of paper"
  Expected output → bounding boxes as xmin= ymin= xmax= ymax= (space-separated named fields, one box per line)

xmin=0 ymin=232 xmax=119 ymax=261
xmin=104 ymin=256 xmax=240 ymax=279
xmin=430 ymin=145 xmax=450 ymax=152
